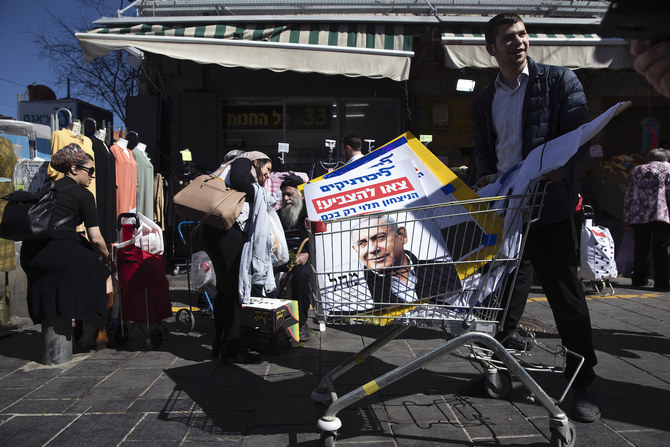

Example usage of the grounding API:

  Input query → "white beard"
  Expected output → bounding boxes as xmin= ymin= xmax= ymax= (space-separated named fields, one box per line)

xmin=279 ymin=198 xmax=304 ymax=228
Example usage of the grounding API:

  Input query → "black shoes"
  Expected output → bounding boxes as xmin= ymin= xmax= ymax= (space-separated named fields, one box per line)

xmin=501 ymin=329 xmax=533 ymax=351
xmin=571 ymin=385 xmax=601 ymax=423
xmin=299 ymin=324 xmax=311 ymax=341
xmin=218 ymin=339 xmax=261 ymax=364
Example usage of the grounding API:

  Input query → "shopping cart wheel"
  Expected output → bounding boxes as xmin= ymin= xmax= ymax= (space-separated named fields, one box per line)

xmin=320 ymin=432 xmax=336 ymax=447
xmin=485 ymin=370 xmax=512 ymax=399
xmin=550 ymin=421 xmax=576 ymax=447
xmin=175 ymin=309 xmax=195 ymax=333
xmin=148 ymin=328 xmax=163 ymax=350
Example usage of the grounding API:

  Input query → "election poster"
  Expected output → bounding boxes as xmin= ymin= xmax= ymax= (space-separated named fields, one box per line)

xmin=304 ymin=132 xmax=507 ymax=322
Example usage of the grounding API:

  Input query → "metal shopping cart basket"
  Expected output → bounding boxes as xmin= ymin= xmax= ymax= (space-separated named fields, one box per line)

xmin=308 ymin=179 xmax=580 ymax=447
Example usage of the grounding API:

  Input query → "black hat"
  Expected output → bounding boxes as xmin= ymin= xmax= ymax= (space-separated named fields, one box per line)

xmin=280 ymin=174 xmax=303 ymax=190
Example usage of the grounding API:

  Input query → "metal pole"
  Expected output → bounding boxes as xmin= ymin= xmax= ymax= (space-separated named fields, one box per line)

xmin=42 ymin=316 xmax=73 ymax=365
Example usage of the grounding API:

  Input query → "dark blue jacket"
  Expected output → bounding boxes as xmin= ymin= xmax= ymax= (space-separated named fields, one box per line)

xmin=470 ymin=57 xmax=590 ymax=226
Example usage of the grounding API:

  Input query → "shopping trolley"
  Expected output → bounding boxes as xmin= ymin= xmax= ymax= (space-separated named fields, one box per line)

xmin=114 ymin=213 xmax=172 ymax=349
xmin=173 ymin=220 xmax=215 ymax=333
xmin=309 ymin=180 xmax=580 ymax=447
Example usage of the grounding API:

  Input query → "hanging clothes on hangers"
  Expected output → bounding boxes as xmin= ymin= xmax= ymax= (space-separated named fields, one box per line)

xmin=110 ymin=138 xmax=137 ymax=216
xmin=309 ymin=158 xmax=344 ymax=180
xmin=153 ymin=173 xmax=166 ymax=230
xmin=132 ymin=142 xmax=154 ymax=219
xmin=85 ymin=123 xmax=117 ymax=243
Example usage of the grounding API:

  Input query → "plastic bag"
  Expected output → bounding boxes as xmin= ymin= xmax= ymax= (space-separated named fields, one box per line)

xmin=191 ymin=251 xmax=215 ymax=288
xmin=268 ymin=208 xmax=289 ymax=266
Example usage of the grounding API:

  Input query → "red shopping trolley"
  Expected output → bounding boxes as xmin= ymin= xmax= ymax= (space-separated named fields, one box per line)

xmin=114 ymin=213 xmax=171 ymax=349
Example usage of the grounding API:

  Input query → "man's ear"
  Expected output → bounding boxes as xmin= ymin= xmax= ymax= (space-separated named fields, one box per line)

xmin=397 ymin=226 xmax=408 ymax=243
xmin=486 ymin=43 xmax=496 ymax=57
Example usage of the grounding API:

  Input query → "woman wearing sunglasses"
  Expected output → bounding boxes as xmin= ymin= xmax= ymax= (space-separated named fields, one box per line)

xmin=20 ymin=143 xmax=113 ymax=357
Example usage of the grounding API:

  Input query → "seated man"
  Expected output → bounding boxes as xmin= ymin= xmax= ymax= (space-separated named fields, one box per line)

xmin=351 ymin=215 xmax=461 ymax=310
xmin=277 ymin=175 xmax=312 ymax=340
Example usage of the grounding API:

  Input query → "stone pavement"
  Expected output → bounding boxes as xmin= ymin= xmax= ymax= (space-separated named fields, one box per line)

xmin=0 ymin=277 xmax=669 ymax=446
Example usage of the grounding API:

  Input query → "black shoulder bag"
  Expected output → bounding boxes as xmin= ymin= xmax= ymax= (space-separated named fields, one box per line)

xmin=0 ymin=183 xmax=77 ymax=241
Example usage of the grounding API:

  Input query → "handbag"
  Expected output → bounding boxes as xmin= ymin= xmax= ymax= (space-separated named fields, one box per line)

xmin=0 ymin=183 xmax=76 ymax=241
xmin=173 ymin=174 xmax=246 ymax=230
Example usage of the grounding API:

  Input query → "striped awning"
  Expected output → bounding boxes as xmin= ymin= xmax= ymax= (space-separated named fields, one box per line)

xmin=442 ymin=30 xmax=631 ymax=70
xmin=76 ymin=23 xmax=414 ymax=81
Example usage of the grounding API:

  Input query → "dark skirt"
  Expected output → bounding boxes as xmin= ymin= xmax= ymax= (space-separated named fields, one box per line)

xmin=20 ymin=232 xmax=110 ymax=329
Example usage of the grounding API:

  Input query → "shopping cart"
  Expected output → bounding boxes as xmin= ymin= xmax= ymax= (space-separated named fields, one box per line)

xmin=173 ymin=220 xmax=215 ymax=333
xmin=114 ymin=213 xmax=172 ymax=349
xmin=308 ymin=180 xmax=580 ymax=447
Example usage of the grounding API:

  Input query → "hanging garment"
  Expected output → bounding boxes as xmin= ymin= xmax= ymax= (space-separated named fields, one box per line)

xmin=90 ymin=135 xmax=117 ymax=243
xmin=309 ymin=160 xmax=345 ymax=180
xmin=153 ymin=173 xmax=165 ymax=230
xmin=132 ymin=147 xmax=154 ymax=219
xmin=0 ymin=137 xmax=17 ymax=271
xmin=640 ymin=117 xmax=659 ymax=155
xmin=109 ymin=143 xmax=137 ymax=216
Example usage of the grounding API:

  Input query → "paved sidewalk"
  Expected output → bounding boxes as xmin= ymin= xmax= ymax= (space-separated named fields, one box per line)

xmin=0 ymin=277 xmax=669 ymax=446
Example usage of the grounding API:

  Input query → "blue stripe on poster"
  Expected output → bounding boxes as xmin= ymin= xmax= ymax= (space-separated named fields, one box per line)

xmin=323 ymin=136 xmax=409 ymax=180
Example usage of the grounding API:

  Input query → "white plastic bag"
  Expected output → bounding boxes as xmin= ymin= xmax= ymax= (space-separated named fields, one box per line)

xmin=268 ymin=207 xmax=289 ymax=266
xmin=579 ymin=219 xmax=617 ymax=281
xmin=191 ymin=251 xmax=215 ymax=288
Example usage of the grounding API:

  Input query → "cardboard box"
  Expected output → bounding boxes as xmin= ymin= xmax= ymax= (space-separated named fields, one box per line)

xmin=241 ymin=297 xmax=300 ymax=354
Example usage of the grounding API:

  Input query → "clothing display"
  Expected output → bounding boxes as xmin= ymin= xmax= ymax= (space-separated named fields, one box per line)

xmin=153 ymin=173 xmax=166 ymax=230
xmin=110 ymin=139 xmax=138 ymax=216
xmin=0 ymin=136 xmax=17 ymax=271
xmin=309 ymin=160 xmax=345 ymax=180
xmin=20 ymin=176 xmax=110 ymax=329
xmin=87 ymin=130 xmax=117 ymax=243
xmin=132 ymin=145 xmax=154 ymax=219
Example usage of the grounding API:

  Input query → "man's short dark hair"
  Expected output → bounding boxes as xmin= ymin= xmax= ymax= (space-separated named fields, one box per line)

xmin=484 ymin=13 xmax=524 ymax=45
xmin=342 ymin=134 xmax=362 ymax=151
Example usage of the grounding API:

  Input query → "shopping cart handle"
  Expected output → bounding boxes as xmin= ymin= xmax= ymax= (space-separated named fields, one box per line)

xmin=177 ymin=220 xmax=195 ymax=244
xmin=117 ymin=213 xmax=140 ymax=230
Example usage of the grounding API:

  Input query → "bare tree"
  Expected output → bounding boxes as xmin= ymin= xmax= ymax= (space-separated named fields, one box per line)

xmin=32 ymin=0 xmax=139 ymax=125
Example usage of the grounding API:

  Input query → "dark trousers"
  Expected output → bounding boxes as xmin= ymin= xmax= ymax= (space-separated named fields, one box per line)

xmin=201 ymin=224 xmax=245 ymax=345
xmin=500 ymin=220 xmax=597 ymax=388
xmin=632 ymin=222 xmax=670 ymax=288
xmin=290 ymin=263 xmax=312 ymax=326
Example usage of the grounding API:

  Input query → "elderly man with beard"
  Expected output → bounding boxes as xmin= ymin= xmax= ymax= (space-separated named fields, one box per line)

xmin=277 ymin=175 xmax=312 ymax=340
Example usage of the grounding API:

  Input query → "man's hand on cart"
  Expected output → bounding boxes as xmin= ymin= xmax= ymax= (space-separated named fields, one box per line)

xmin=294 ymin=252 xmax=309 ymax=266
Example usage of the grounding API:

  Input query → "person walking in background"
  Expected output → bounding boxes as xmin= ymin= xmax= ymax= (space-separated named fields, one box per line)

xmin=470 ymin=13 xmax=600 ymax=422
xmin=623 ymin=148 xmax=670 ymax=292
xmin=202 ymin=151 xmax=275 ymax=364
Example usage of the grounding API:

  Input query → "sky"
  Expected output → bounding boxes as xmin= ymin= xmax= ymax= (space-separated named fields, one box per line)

xmin=0 ymin=0 xmax=131 ymax=123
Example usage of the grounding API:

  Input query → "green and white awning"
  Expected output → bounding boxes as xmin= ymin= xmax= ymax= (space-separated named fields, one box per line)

xmin=76 ymin=23 xmax=414 ymax=81
xmin=442 ymin=29 xmax=631 ymax=70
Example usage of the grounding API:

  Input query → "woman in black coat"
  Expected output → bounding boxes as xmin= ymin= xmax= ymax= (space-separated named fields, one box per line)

xmin=21 ymin=144 xmax=112 ymax=333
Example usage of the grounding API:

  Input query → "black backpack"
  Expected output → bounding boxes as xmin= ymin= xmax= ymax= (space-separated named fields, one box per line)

xmin=0 ymin=182 xmax=77 ymax=241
